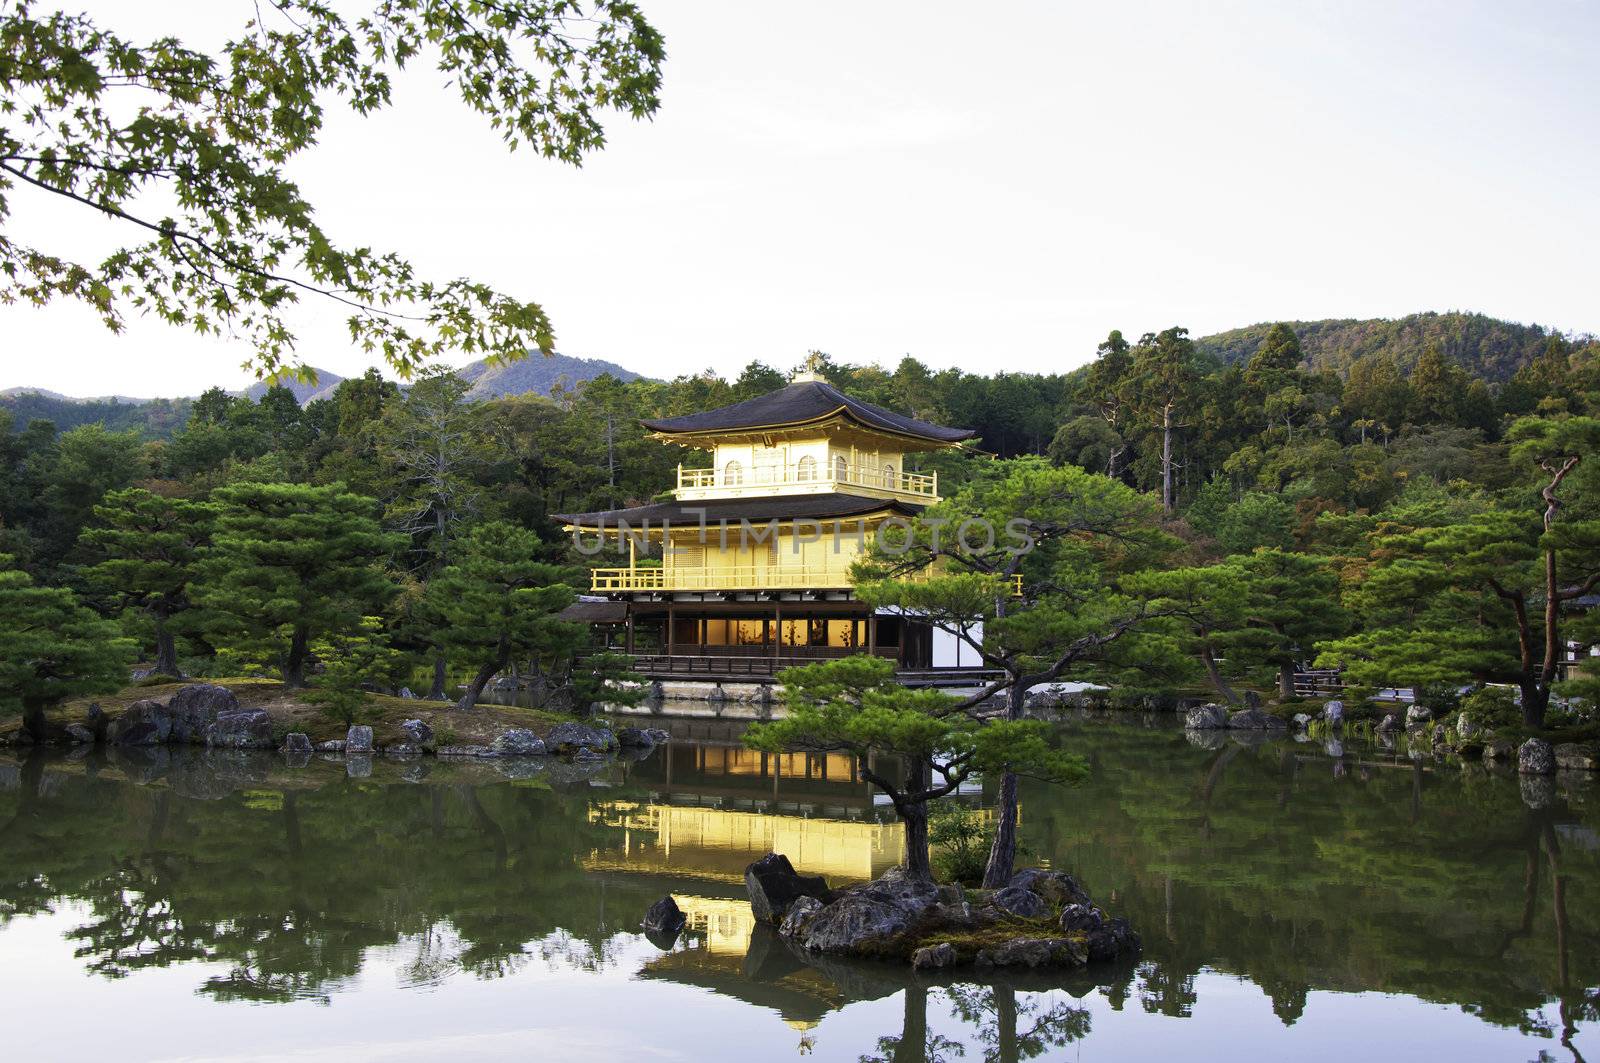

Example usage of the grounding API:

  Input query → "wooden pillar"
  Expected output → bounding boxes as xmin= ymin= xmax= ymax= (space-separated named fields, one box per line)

xmin=625 ymin=606 xmax=635 ymax=655
xmin=867 ymin=613 xmax=877 ymax=659
xmin=667 ymin=603 xmax=675 ymax=659
xmin=773 ymin=601 xmax=782 ymax=661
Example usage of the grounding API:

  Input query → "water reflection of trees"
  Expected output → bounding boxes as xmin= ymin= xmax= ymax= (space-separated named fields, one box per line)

xmin=1022 ymin=724 xmax=1600 ymax=1052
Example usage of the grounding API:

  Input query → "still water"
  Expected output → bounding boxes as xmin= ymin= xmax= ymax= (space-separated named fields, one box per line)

xmin=1 ymin=712 xmax=1596 ymax=1062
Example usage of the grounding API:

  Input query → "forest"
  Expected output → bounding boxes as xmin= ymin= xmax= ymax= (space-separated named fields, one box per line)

xmin=3 ymin=318 xmax=1599 ymax=740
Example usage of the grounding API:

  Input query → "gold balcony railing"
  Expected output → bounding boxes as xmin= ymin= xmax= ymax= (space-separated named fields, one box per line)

xmin=588 ymin=564 xmax=1024 ymax=596
xmin=676 ymin=461 xmax=936 ymax=499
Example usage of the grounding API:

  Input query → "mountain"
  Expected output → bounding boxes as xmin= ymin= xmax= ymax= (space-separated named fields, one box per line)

xmin=0 ymin=390 xmax=191 ymax=437
xmin=244 ymin=368 xmax=344 ymax=404
xmin=456 ymin=352 xmax=641 ymax=400
xmin=1195 ymin=311 xmax=1585 ymax=382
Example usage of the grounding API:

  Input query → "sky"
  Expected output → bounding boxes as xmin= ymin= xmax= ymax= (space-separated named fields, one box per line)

xmin=3 ymin=0 xmax=1598 ymax=397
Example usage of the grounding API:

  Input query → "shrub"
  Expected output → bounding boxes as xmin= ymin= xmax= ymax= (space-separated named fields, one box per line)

xmin=304 ymin=617 xmax=409 ymax=726
xmin=1459 ymin=686 xmax=1519 ymax=730
xmin=929 ymin=804 xmax=992 ymax=885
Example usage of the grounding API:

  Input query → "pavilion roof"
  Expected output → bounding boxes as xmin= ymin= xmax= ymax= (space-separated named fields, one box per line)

xmin=557 ymin=491 xmax=925 ymax=529
xmin=639 ymin=379 xmax=974 ymax=445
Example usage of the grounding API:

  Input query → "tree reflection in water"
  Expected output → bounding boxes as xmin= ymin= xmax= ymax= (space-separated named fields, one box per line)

xmin=0 ymin=716 xmax=1596 ymax=1058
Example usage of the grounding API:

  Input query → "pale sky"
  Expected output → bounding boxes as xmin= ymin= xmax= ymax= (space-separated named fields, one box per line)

xmin=3 ymin=0 xmax=1597 ymax=398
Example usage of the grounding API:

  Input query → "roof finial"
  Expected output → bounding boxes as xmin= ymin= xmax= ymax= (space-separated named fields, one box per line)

xmin=791 ymin=350 xmax=827 ymax=384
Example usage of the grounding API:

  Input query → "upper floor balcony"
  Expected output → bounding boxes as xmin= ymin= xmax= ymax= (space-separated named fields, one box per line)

xmin=674 ymin=459 xmax=937 ymax=502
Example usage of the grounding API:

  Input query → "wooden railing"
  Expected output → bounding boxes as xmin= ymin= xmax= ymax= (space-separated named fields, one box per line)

xmin=676 ymin=461 xmax=937 ymax=499
xmin=589 ymin=563 xmax=1024 ymax=596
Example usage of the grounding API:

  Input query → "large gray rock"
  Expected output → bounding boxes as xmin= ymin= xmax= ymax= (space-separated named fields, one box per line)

xmin=779 ymin=895 xmax=825 ymax=940
xmin=642 ymin=895 xmax=687 ymax=938
xmin=1086 ymin=916 xmax=1140 ymax=961
xmin=64 ymin=723 xmax=96 ymax=745
xmin=974 ymin=937 xmax=1086 ymax=969
xmin=282 ymin=732 xmax=313 ymax=754
xmin=988 ymin=885 xmax=1049 ymax=919
xmin=1406 ymin=704 xmax=1434 ymax=728
xmin=617 ymin=726 xmax=672 ymax=749
xmin=545 ymin=722 xmax=618 ymax=756
xmin=1059 ymin=904 xmax=1104 ymax=934
xmin=204 ymin=707 xmax=274 ymax=749
xmin=436 ymin=744 xmax=496 ymax=758
xmin=745 ymin=852 xmax=833 ymax=925
xmin=1457 ymin=712 xmax=1481 ymax=740
xmin=1227 ymin=708 xmax=1288 ymax=730
xmin=109 ymin=700 xmax=173 ymax=746
xmin=1008 ymin=868 xmax=1090 ymax=908
xmin=1184 ymin=703 xmax=1229 ymax=729
xmin=168 ymin=684 xmax=239 ymax=743
xmin=1376 ymin=713 xmax=1404 ymax=733
xmin=1293 ymin=713 xmax=1314 ymax=727
xmin=793 ymin=869 xmax=938 ymax=954
xmin=1518 ymin=738 xmax=1555 ymax=775
xmin=911 ymin=942 xmax=959 ymax=970
xmin=345 ymin=725 xmax=374 ymax=755
xmin=491 ymin=729 xmax=547 ymax=757
xmin=1554 ymin=742 xmax=1599 ymax=771
xmin=400 ymin=719 xmax=434 ymax=745
xmin=1324 ymin=700 xmax=1344 ymax=725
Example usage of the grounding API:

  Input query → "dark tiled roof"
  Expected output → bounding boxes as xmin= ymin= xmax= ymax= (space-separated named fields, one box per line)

xmin=558 ymin=599 xmax=630 ymax=622
xmin=557 ymin=492 xmax=925 ymax=527
xmin=640 ymin=380 xmax=974 ymax=443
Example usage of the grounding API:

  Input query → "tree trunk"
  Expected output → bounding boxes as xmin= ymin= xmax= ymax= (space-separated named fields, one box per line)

xmin=1201 ymin=643 xmax=1240 ymax=705
xmin=901 ymin=799 xmax=933 ymax=883
xmin=1521 ymin=678 xmax=1549 ymax=728
xmin=893 ymin=985 xmax=928 ymax=1063
xmin=283 ymin=625 xmax=309 ymax=688
xmin=996 ymin=987 xmax=1020 ymax=1063
xmin=456 ymin=654 xmax=504 ymax=711
xmin=981 ymin=680 xmax=1028 ymax=888
xmin=153 ymin=617 xmax=179 ymax=677
xmin=1279 ymin=662 xmax=1295 ymax=700
xmin=1161 ymin=403 xmax=1174 ymax=516
xmin=429 ymin=654 xmax=448 ymax=700
xmin=20 ymin=700 xmax=48 ymax=742
xmin=1539 ymin=541 xmax=1561 ymax=728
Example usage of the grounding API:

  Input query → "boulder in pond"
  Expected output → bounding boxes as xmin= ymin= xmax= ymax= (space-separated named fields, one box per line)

xmin=1008 ymin=868 xmax=1091 ymax=908
xmin=1518 ymin=738 xmax=1555 ymax=775
xmin=282 ymin=732 xmax=313 ymax=754
xmin=745 ymin=852 xmax=833 ymax=925
xmin=168 ymin=684 xmax=239 ymax=743
xmin=974 ymin=937 xmax=1086 ymax=969
xmin=1227 ymin=708 xmax=1287 ymax=730
xmin=64 ymin=723 xmax=95 ymax=745
xmin=1406 ymin=704 xmax=1433 ymax=728
xmin=316 ymin=739 xmax=346 ymax=754
xmin=642 ymin=895 xmax=687 ymax=940
xmin=204 ymin=707 xmax=274 ymax=749
xmin=345 ymin=725 xmax=374 ymax=755
xmin=1483 ymin=738 xmax=1515 ymax=761
xmin=1292 ymin=713 xmax=1314 ymax=727
xmin=1086 ymin=916 xmax=1140 ymax=961
xmin=1376 ymin=712 xmax=1403 ymax=733
xmin=1457 ymin=712 xmax=1481 ymax=740
xmin=617 ymin=726 xmax=672 ymax=749
xmin=790 ymin=869 xmax=938 ymax=955
xmin=400 ymin=719 xmax=433 ymax=745
xmin=1184 ymin=703 xmax=1228 ymax=729
xmin=988 ymin=885 xmax=1049 ymax=919
xmin=491 ymin=729 xmax=546 ymax=757
xmin=1324 ymin=700 xmax=1344 ymax=724
xmin=779 ymin=895 xmax=826 ymax=940
xmin=544 ymin=722 xmax=618 ymax=756
xmin=911 ymin=942 xmax=959 ymax=971
xmin=109 ymin=700 xmax=172 ymax=746
xmin=436 ymin=744 xmax=496 ymax=758
xmin=1059 ymin=904 xmax=1104 ymax=934
xmin=1554 ymin=743 xmax=1599 ymax=771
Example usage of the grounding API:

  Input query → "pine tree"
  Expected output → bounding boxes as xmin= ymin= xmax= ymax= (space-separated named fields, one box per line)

xmin=429 ymin=522 xmax=577 ymax=710
xmin=79 ymin=488 xmax=214 ymax=677
xmin=194 ymin=482 xmax=400 ymax=687
xmin=1227 ymin=549 xmax=1349 ymax=699
xmin=0 ymin=555 xmax=134 ymax=739
xmin=744 ymin=656 xmax=1084 ymax=883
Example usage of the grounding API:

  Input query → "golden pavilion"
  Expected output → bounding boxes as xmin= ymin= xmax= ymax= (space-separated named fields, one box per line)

xmin=557 ymin=370 xmax=979 ymax=676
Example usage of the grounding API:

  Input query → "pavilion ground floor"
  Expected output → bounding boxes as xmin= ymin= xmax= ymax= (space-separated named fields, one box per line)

xmin=567 ymin=595 xmax=986 ymax=677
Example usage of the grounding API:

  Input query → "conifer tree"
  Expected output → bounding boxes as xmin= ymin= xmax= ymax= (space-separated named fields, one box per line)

xmin=79 ymin=488 xmax=214 ymax=677
xmin=194 ymin=482 xmax=400 ymax=687
xmin=744 ymin=656 xmax=1084 ymax=883
xmin=0 ymin=555 xmax=134 ymax=739
xmin=429 ymin=522 xmax=577 ymax=710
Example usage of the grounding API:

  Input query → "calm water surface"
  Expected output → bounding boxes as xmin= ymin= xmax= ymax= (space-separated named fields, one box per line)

xmin=2 ymin=711 xmax=1596 ymax=1062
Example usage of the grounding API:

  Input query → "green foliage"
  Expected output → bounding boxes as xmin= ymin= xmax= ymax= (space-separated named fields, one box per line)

xmin=0 ymin=0 xmax=666 ymax=377
xmin=193 ymin=481 xmax=400 ymax=686
xmin=305 ymin=617 xmax=410 ymax=727
xmin=0 ymin=553 xmax=133 ymax=731
xmin=1214 ymin=493 xmax=1296 ymax=554
xmin=1459 ymin=686 xmax=1519 ymax=730
xmin=929 ymin=803 xmax=994 ymax=885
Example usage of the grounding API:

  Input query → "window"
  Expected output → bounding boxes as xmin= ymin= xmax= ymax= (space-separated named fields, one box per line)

xmin=835 ymin=455 xmax=849 ymax=482
xmin=724 ymin=459 xmax=744 ymax=485
xmin=797 ymin=455 xmax=817 ymax=481
xmin=882 ymin=462 xmax=896 ymax=486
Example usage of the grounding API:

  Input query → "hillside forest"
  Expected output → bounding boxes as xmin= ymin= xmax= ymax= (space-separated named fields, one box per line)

xmin=3 ymin=312 xmax=1599 ymax=737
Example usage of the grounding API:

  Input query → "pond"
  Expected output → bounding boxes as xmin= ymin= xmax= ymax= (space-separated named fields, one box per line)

xmin=2 ymin=712 xmax=1596 ymax=1061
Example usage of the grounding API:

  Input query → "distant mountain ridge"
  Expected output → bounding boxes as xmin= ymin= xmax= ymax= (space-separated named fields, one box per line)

xmin=1195 ymin=311 xmax=1587 ymax=382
